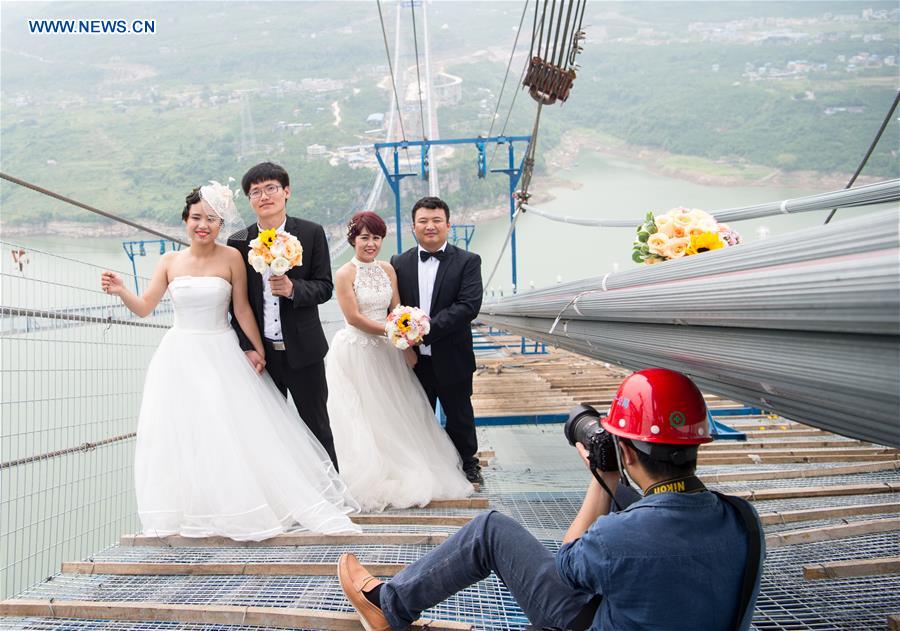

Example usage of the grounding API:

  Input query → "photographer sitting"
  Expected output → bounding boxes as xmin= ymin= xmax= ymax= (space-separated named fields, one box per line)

xmin=338 ymin=368 xmax=764 ymax=631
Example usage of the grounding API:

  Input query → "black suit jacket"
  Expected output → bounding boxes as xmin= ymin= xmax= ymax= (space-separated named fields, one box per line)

xmin=228 ymin=215 xmax=333 ymax=369
xmin=391 ymin=244 xmax=483 ymax=384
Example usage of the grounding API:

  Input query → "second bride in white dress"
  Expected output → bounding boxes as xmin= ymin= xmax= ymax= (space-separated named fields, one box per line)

xmin=327 ymin=212 xmax=473 ymax=511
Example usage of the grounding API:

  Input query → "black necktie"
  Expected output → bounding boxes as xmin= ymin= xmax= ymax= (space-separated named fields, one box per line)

xmin=420 ymin=249 xmax=446 ymax=262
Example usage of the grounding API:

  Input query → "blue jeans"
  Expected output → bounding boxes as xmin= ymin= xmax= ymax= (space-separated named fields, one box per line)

xmin=380 ymin=511 xmax=596 ymax=630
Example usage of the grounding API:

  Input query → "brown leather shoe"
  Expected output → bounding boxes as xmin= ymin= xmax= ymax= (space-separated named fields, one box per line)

xmin=338 ymin=553 xmax=391 ymax=631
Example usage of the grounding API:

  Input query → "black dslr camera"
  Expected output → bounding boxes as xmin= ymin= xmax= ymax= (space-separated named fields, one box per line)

xmin=563 ymin=404 xmax=619 ymax=472
xmin=564 ymin=404 xmax=642 ymax=511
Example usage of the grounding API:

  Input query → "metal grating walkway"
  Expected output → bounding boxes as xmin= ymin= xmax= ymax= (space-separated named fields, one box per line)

xmin=2 ymin=419 xmax=899 ymax=630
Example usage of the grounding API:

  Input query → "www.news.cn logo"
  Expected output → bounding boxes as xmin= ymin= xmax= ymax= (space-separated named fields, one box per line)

xmin=28 ymin=19 xmax=156 ymax=34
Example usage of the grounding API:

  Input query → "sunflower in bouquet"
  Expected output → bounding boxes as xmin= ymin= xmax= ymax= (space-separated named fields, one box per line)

xmin=386 ymin=306 xmax=431 ymax=350
xmin=248 ymin=228 xmax=303 ymax=275
xmin=633 ymin=207 xmax=741 ymax=265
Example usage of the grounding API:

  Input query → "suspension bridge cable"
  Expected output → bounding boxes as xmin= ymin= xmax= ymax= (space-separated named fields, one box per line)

xmin=409 ymin=0 xmax=428 ymax=139
xmin=376 ymin=0 xmax=415 ymax=171
xmin=486 ymin=0 xmax=531 ymax=141
xmin=376 ymin=0 xmax=408 ymax=144
xmin=825 ymin=90 xmax=900 ymax=224
xmin=487 ymin=61 xmax=530 ymax=170
xmin=483 ymin=103 xmax=545 ymax=291
xmin=0 ymin=172 xmax=188 ymax=245
xmin=551 ymin=0 xmax=567 ymax=61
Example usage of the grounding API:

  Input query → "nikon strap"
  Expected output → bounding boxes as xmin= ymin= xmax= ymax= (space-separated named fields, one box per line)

xmin=644 ymin=475 xmax=706 ymax=496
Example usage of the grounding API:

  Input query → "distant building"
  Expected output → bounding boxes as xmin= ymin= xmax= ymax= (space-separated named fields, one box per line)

xmin=306 ymin=144 xmax=328 ymax=157
xmin=366 ymin=113 xmax=385 ymax=125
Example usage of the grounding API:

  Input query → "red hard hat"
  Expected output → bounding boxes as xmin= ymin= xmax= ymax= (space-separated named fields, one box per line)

xmin=601 ymin=368 xmax=712 ymax=445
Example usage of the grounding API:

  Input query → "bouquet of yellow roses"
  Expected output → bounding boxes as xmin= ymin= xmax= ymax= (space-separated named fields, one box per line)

xmin=632 ymin=207 xmax=741 ymax=265
xmin=385 ymin=305 xmax=431 ymax=350
xmin=248 ymin=228 xmax=303 ymax=275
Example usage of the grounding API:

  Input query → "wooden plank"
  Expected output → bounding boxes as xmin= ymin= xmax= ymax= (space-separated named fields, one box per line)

xmin=351 ymin=514 xmax=473 ymax=526
xmin=0 ymin=600 xmax=471 ymax=630
xmin=699 ymin=454 xmax=900 ymax=465
xmin=120 ymin=532 xmax=451 ymax=548
xmin=62 ymin=561 xmax=407 ymax=577
xmin=733 ymin=482 xmax=898 ymax=501
xmin=702 ymin=440 xmax=866 ymax=451
xmin=475 ymin=450 xmax=496 ymax=458
xmin=426 ymin=498 xmax=489 ymax=509
xmin=758 ymin=502 xmax=900 ymax=526
xmin=803 ymin=556 xmax=900 ymax=580
xmin=701 ymin=447 xmax=896 ymax=457
xmin=765 ymin=517 xmax=900 ymax=548
xmin=704 ymin=461 xmax=899 ymax=483
xmin=743 ymin=429 xmax=830 ymax=438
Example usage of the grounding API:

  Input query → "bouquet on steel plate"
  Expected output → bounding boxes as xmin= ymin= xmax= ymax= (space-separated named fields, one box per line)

xmin=632 ymin=207 xmax=742 ymax=265
xmin=385 ymin=305 xmax=431 ymax=350
xmin=248 ymin=228 xmax=303 ymax=275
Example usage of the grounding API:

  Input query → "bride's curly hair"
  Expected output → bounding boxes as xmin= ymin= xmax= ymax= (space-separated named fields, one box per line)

xmin=347 ymin=211 xmax=387 ymax=245
xmin=182 ymin=187 xmax=202 ymax=221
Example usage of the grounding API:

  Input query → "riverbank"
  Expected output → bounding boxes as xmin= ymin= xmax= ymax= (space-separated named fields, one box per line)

xmin=545 ymin=128 xmax=882 ymax=190
xmin=0 ymin=218 xmax=186 ymax=240
xmin=1 ymin=135 xmax=879 ymax=238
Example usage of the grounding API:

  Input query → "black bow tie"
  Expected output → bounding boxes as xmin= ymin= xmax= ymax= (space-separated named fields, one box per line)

xmin=420 ymin=249 xmax=446 ymax=262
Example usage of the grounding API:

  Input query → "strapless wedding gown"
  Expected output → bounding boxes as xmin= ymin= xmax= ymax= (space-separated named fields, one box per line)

xmin=135 ymin=276 xmax=360 ymax=541
xmin=326 ymin=259 xmax=473 ymax=511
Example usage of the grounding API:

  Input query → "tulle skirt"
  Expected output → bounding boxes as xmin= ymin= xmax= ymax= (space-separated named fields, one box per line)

xmin=326 ymin=327 xmax=473 ymax=512
xmin=135 ymin=326 xmax=360 ymax=541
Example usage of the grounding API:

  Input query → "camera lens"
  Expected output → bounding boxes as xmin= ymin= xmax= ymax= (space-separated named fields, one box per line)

xmin=564 ymin=404 xmax=604 ymax=447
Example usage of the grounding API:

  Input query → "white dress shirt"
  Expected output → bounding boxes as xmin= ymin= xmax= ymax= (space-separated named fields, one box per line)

xmin=417 ymin=242 xmax=447 ymax=356
xmin=260 ymin=219 xmax=287 ymax=341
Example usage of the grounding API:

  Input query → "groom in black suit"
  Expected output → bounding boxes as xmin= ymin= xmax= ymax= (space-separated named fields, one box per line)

xmin=228 ymin=162 xmax=340 ymax=471
xmin=391 ymin=196 xmax=484 ymax=484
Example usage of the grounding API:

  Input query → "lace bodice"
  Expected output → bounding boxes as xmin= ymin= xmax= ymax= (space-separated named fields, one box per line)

xmin=343 ymin=259 xmax=392 ymax=346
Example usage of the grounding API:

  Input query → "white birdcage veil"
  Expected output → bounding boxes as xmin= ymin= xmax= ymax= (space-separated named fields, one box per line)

xmin=198 ymin=180 xmax=245 ymax=241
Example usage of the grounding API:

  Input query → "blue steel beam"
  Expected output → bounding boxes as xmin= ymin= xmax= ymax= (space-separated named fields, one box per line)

xmin=373 ymin=135 xmax=531 ymax=288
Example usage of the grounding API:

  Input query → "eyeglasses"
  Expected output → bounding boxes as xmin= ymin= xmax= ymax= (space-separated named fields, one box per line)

xmin=248 ymin=184 xmax=283 ymax=200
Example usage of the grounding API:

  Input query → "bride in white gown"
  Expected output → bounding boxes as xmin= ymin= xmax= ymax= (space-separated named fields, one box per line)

xmin=100 ymin=182 xmax=359 ymax=541
xmin=327 ymin=212 xmax=473 ymax=511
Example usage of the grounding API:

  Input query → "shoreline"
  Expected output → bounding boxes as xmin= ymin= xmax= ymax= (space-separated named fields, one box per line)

xmin=1 ymin=139 xmax=882 ymax=238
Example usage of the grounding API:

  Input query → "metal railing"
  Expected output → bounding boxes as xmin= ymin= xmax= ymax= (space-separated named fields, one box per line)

xmin=0 ymin=240 xmax=172 ymax=598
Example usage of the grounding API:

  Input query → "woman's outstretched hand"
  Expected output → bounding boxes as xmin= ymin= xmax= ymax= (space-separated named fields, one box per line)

xmin=100 ymin=271 xmax=125 ymax=296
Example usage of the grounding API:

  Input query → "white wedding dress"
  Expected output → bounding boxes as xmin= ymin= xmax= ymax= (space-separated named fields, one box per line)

xmin=135 ymin=275 xmax=360 ymax=541
xmin=326 ymin=258 xmax=473 ymax=512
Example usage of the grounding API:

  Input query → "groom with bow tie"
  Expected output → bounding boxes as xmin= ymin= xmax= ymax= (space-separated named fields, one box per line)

xmin=391 ymin=197 xmax=484 ymax=484
xmin=228 ymin=161 xmax=339 ymax=471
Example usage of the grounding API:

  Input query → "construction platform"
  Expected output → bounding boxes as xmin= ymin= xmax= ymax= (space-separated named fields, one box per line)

xmin=1 ymin=340 xmax=898 ymax=630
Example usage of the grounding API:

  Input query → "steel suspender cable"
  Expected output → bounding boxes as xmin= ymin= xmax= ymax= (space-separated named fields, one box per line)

xmin=825 ymin=90 xmax=900 ymax=224
xmin=409 ymin=0 xmax=427 ymax=140
xmin=483 ymin=103 xmax=544 ymax=291
xmin=0 ymin=172 xmax=187 ymax=245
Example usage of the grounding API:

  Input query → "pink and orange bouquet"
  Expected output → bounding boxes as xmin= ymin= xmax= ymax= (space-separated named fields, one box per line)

xmin=248 ymin=228 xmax=303 ymax=275
xmin=632 ymin=207 xmax=742 ymax=265
xmin=385 ymin=305 xmax=431 ymax=350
